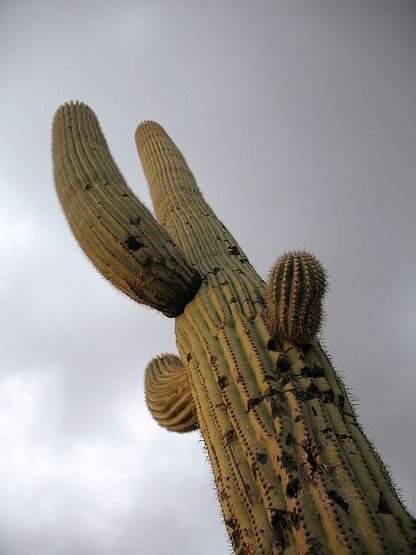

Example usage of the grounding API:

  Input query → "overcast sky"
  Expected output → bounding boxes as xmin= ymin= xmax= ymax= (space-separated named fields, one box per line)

xmin=1 ymin=1 xmax=415 ymax=554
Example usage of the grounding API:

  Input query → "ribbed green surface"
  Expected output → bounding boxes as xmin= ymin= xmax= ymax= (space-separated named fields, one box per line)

xmin=266 ymin=251 xmax=326 ymax=344
xmin=175 ymin=273 xmax=416 ymax=554
xmin=52 ymin=102 xmax=201 ymax=317
xmin=135 ymin=121 xmax=255 ymax=276
xmin=145 ymin=354 xmax=198 ymax=433
xmin=137 ymin=120 xmax=416 ymax=554
xmin=53 ymin=102 xmax=416 ymax=555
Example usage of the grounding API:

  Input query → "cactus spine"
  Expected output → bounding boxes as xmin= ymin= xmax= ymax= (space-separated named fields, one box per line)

xmin=52 ymin=102 xmax=416 ymax=554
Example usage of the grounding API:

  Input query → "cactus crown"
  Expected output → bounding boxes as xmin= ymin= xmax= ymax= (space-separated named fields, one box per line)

xmin=266 ymin=250 xmax=326 ymax=344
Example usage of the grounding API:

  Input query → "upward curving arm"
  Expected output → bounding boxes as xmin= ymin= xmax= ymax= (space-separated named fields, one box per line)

xmin=52 ymin=102 xmax=201 ymax=317
xmin=135 ymin=121 xmax=251 ymax=273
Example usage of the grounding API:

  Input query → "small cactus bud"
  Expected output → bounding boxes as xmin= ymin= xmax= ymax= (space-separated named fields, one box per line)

xmin=266 ymin=251 xmax=326 ymax=344
xmin=145 ymin=354 xmax=198 ymax=433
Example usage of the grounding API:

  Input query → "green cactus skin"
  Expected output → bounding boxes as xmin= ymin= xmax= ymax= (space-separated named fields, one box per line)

xmin=52 ymin=102 xmax=201 ymax=317
xmin=266 ymin=251 xmax=326 ymax=344
xmin=53 ymin=102 xmax=416 ymax=555
xmin=145 ymin=354 xmax=198 ymax=433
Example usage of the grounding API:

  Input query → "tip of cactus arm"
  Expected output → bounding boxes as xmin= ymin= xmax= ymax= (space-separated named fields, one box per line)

xmin=62 ymin=99 xmax=88 ymax=108
xmin=65 ymin=99 xmax=83 ymax=107
xmin=135 ymin=120 xmax=166 ymax=141
xmin=52 ymin=101 xmax=91 ymax=138
xmin=137 ymin=120 xmax=163 ymax=129
xmin=52 ymin=101 xmax=95 ymax=122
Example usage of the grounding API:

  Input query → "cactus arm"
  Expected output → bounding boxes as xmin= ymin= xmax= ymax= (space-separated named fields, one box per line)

xmin=144 ymin=354 xmax=198 ymax=433
xmin=135 ymin=122 xmax=252 ymax=274
xmin=267 ymin=251 xmax=326 ymax=344
xmin=52 ymin=102 xmax=201 ymax=317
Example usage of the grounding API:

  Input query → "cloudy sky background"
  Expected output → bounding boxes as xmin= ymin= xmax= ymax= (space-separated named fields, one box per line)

xmin=1 ymin=1 xmax=415 ymax=553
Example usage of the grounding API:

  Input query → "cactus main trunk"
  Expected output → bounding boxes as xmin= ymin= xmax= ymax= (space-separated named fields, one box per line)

xmin=176 ymin=275 xmax=415 ymax=553
xmin=53 ymin=103 xmax=416 ymax=554
xmin=136 ymin=122 xmax=416 ymax=554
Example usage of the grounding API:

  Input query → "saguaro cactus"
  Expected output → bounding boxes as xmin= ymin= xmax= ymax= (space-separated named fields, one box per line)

xmin=52 ymin=101 xmax=415 ymax=554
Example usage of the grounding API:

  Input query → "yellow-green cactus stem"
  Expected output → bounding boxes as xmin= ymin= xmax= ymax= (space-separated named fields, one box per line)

xmin=53 ymin=102 xmax=416 ymax=555
xmin=145 ymin=354 xmax=198 ymax=433
xmin=266 ymin=251 xmax=326 ymax=344
xmin=52 ymin=102 xmax=201 ymax=317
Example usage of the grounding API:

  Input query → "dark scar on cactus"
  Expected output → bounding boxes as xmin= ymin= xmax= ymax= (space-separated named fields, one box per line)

xmin=246 ymin=397 xmax=262 ymax=412
xmin=377 ymin=492 xmax=393 ymax=515
xmin=224 ymin=429 xmax=236 ymax=445
xmin=266 ymin=337 xmax=279 ymax=351
xmin=255 ymin=452 xmax=268 ymax=464
xmin=281 ymin=451 xmax=298 ymax=472
xmin=328 ymin=490 xmax=350 ymax=513
xmin=285 ymin=432 xmax=295 ymax=447
xmin=286 ymin=477 xmax=301 ymax=498
xmin=217 ymin=375 xmax=228 ymax=389
xmin=271 ymin=509 xmax=289 ymax=550
xmin=276 ymin=356 xmax=290 ymax=373
xmin=125 ymin=235 xmax=144 ymax=251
